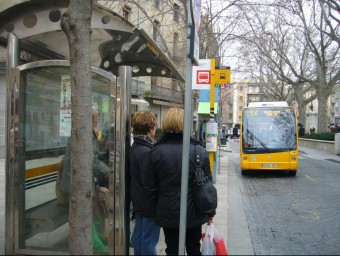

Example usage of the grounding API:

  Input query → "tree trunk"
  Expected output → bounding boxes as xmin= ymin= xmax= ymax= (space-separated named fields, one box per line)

xmin=61 ymin=0 xmax=93 ymax=254
xmin=294 ymin=84 xmax=307 ymax=127
xmin=315 ymin=57 xmax=333 ymax=133
xmin=317 ymin=88 xmax=331 ymax=133
xmin=298 ymin=104 xmax=306 ymax=127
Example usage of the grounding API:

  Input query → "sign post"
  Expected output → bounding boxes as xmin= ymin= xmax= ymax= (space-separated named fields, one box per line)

xmin=214 ymin=66 xmax=230 ymax=180
xmin=208 ymin=59 xmax=216 ymax=178
xmin=179 ymin=0 xmax=201 ymax=254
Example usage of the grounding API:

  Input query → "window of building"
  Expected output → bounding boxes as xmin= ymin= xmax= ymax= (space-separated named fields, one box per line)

xmin=239 ymin=96 xmax=243 ymax=101
xmin=173 ymin=32 xmax=179 ymax=61
xmin=153 ymin=20 xmax=160 ymax=41
xmin=249 ymin=96 xmax=255 ymax=102
xmin=122 ymin=5 xmax=131 ymax=21
xmin=172 ymin=79 xmax=178 ymax=89
xmin=239 ymin=85 xmax=243 ymax=91
xmin=173 ymin=3 xmax=180 ymax=22
xmin=154 ymin=0 xmax=160 ymax=9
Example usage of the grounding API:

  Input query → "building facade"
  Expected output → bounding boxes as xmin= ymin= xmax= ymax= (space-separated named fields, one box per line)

xmin=98 ymin=0 xmax=187 ymax=125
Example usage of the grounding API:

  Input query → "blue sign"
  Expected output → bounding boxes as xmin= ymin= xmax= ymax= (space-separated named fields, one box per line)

xmin=199 ymin=88 xmax=220 ymax=102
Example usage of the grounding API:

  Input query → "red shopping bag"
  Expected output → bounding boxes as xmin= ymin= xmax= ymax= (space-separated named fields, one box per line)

xmin=202 ymin=224 xmax=228 ymax=255
xmin=213 ymin=233 xmax=227 ymax=256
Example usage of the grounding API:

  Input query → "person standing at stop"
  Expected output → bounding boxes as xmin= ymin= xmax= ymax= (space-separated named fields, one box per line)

xmin=129 ymin=111 xmax=160 ymax=255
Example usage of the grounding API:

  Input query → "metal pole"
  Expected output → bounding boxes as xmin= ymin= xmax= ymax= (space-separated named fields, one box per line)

xmin=5 ymin=32 xmax=19 ymax=255
xmin=218 ymin=87 xmax=221 ymax=174
xmin=117 ymin=65 xmax=132 ymax=255
xmin=178 ymin=0 xmax=193 ymax=253
xmin=209 ymin=59 xmax=216 ymax=179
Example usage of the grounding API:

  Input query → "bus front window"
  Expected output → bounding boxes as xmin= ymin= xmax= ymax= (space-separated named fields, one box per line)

xmin=242 ymin=107 xmax=296 ymax=153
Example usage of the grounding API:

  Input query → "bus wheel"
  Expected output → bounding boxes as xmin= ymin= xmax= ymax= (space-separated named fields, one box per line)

xmin=289 ymin=170 xmax=297 ymax=176
xmin=241 ymin=170 xmax=248 ymax=175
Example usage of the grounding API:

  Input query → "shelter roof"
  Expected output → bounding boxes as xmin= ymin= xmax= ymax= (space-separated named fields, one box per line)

xmin=0 ymin=0 xmax=184 ymax=82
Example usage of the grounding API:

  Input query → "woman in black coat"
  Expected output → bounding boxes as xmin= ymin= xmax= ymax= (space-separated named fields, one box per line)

xmin=129 ymin=111 xmax=160 ymax=255
xmin=146 ymin=108 xmax=216 ymax=255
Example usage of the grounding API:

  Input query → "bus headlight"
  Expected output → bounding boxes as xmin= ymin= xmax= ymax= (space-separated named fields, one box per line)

xmin=291 ymin=156 xmax=296 ymax=161
xmin=243 ymin=156 xmax=248 ymax=160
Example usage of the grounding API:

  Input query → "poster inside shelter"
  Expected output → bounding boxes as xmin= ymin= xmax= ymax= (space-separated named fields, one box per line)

xmin=60 ymin=75 xmax=71 ymax=136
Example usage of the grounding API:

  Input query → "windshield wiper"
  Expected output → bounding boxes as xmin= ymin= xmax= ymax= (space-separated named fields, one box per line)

xmin=246 ymin=129 xmax=271 ymax=152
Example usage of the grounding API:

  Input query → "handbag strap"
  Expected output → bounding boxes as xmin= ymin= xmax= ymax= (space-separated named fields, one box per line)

xmin=194 ymin=144 xmax=201 ymax=168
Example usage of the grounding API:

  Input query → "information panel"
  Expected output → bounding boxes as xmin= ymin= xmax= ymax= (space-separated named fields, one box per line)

xmin=206 ymin=121 xmax=218 ymax=152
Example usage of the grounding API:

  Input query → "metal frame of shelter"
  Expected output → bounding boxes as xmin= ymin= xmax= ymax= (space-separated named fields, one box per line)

xmin=0 ymin=0 xmax=184 ymax=255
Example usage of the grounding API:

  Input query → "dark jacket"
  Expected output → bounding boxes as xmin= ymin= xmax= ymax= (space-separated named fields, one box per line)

xmin=146 ymin=131 xmax=216 ymax=229
xmin=129 ymin=135 xmax=156 ymax=217
xmin=61 ymin=132 xmax=108 ymax=195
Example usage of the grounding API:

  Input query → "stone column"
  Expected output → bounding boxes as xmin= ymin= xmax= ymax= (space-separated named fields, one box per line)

xmin=335 ymin=133 xmax=340 ymax=156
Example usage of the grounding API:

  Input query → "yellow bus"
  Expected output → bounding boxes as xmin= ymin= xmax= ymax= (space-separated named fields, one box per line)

xmin=240 ymin=102 xmax=298 ymax=176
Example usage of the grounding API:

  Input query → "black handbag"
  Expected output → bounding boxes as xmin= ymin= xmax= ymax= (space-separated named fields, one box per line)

xmin=193 ymin=145 xmax=218 ymax=214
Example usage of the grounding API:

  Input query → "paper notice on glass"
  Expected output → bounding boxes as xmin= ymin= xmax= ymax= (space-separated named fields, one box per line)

xmin=206 ymin=122 xmax=218 ymax=135
xmin=60 ymin=75 xmax=71 ymax=137
xmin=206 ymin=136 xmax=217 ymax=152
xmin=206 ymin=122 xmax=218 ymax=152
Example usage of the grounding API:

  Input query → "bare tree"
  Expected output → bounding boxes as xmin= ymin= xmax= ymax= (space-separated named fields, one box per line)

xmin=199 ymin=0 xmax=242 ymax=60
xmin=282 ymin=0 xmax=340 ymax=132
xmin=317 ymin=0 xmax=340 ymax=45
xmin=252 ymin=58 xmax=295 ymax=104
xmin=233 ymin=0 xmax=340 ymax=130
xmin=61 ymin=0 xmax=93 ymax=254
xmin=234 ymin=3 xmax=308 ymax=125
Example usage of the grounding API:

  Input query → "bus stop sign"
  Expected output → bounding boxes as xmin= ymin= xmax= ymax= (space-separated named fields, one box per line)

xmin=215 ymin=66 xmax=230 ymax=84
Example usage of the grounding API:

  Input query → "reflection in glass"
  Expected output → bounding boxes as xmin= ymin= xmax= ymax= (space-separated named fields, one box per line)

xmin=20 ymin=66 xmax=113 ymax=254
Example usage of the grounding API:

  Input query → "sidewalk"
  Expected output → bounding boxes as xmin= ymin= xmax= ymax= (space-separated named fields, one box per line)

xmin=299 ymin=145 xmax=340 ymax=161
xmin=223 ymin=142 xmax=253 ymax=255
xmin=0 ymin=145 xmax=234 ymax=255
xmin=0 ymin=158 xmax=5 ymax=255
xmin=1 ymin=142 xmax=338 ymax=254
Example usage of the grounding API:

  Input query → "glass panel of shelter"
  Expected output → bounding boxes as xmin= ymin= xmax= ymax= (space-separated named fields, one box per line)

xmin=18 ymin=66 xmax=115 ymax=254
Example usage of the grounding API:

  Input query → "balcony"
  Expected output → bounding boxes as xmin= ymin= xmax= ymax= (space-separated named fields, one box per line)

xmin=131 ymin=79 xmax=146 ymax=96
xmin=145 ymin=84 xmax=183 ymax=104
xmin=225 ymin=118 xmax=233 ymax=124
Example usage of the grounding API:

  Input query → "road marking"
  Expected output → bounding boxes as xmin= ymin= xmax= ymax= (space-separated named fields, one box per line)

xmin=311 ymin=212 xmax=321 ymax=221
xmin=302 ymin=174 xmax=318 ymax=183
xmin=299 ymin=154 xmax=318 ymax=160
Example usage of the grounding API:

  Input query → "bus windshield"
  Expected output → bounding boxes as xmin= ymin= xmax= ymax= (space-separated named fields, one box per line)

xmin=242 ymin=107 xmax=297 ymax=153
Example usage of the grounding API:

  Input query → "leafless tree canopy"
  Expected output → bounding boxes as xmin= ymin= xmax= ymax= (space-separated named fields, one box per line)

xmin=207 ymin=0 xmax=339 ymax=131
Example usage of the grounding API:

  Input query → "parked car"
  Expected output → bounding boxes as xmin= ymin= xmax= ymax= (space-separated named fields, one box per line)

xmin=329 ymin=123 xmax=340 ymax=132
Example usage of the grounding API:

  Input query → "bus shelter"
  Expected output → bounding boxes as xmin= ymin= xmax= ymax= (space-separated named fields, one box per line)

xmin=0 ymin=0 xmax=184 ymax=254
